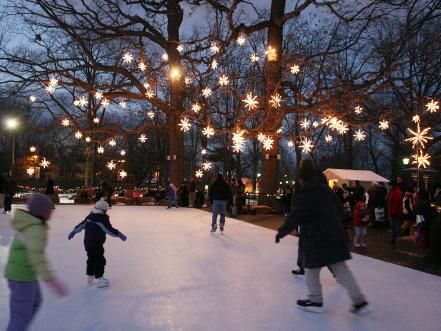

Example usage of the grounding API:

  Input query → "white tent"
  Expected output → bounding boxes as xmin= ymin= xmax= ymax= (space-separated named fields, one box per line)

xmin=323 ymin=168 xmax=389 ymax=188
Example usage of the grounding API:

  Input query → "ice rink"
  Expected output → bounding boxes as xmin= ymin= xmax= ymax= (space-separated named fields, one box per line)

xmin=1 ymin=205 xmax=441 ymax=331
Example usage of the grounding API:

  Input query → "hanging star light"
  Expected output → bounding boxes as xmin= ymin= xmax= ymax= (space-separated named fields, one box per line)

xmin=426 ymin=99 xmax=439 ymax=113
xmin=406 ymin=123 xmax=433 ymax=148
xmin=412 ymin=115 xmax=420 ymax=123
xmin=287 ymin=140 xmax=294 ymax=147
xmin=325 ymin=135 xmax=333 ymax=142
xmin=74 ymin=96 xmax=88 ymax=107
xmin=74 ymin=131 xmax=83 ymax=139
xmin=27 ymin=167 xmax=35 ymax=176
xmin=203 ymin=125 xmax=215 ymax=138
xmin=210 ymin=43 xmax=220 ymax=54
xmin=119 ymin=101 xmax=126 ymax=109
xmin=147 ymin=111 xmax=155 ymax=119
xmin=192 ymin=103 xmax=201 ymax=113
xmin=269 ymin=93 xmax=282 ymax=108
xmin=109 ymin=139 xmax=116 ymax=147
xmin=146 ymin=91 xmax=154 ymax=99
xmin=120 ymin=150 xmax=126 ymax=156
xmin=61 ymin=119 xmax=70 ymax=127
xmin=29 ymin=96 xmax=36 ymax=102
xmin=176 ymin=44 xmax=184 ymax=53
xmin=354 ymin=106 xmax=364 ymax=114
xmin=353 ymin=129 xmax=366 ymax=141
xmin=30 ymin=146 xmax=36 ymax=153
xmin=49 ymin=77 xmax=58 ymax=87
xmin=123 ymin=52 xmax=133 ymax=63
xmin=250 ymin=53 xmax=259 ymax=63
xmin=242 ymin=93 xmax=259 ymax=110
xmin=107 ymin=160 xmax=116 ymax=170
xmin=299 ymin=138 xmax=314 ymax=153
xmin=232 ymin=130 xmax=246 ymax=152
xmin=219 ymin=74 xmax=229 ymax=86
xmin=162 ymin=53 xmax=169 ymax=61
xmin=195 ymin=169 xmax=204 ymax=178
xmin=97 ymin=146 xmax=104 ymax=154
xmin=257 ymin=132 xmax=266 ymax=142
xmin=202 ymin=161 xmax=212 ymax=171
xmin=412 ymin=151 xmax=431 ymax=168
xmin=93 ymin=117 xmax=100 ymax=124
xmin=263 ymin=136 xmax=274 ymax=151
xmin=138 ymin=134 xmax=148 ymax=143
xmin=85 ymin=137 xmax=91 ymax=143
xmin=185 ymin=76 xmax=192 ymax=85
xmin=95 ymin=91 xmax=103 ymax=100
xmin=101 ymin=98 xmax=110 ymax=107
xmin=119 ymin=170 xmax=127 ymax=178
xmin=211 ymin=59 xmax=218 ymax=70
xmin=45 ymin=85 xmax=55 ymax=94
xmin=39 ymin=158 xmax=50 ymax=169
xmin=300 ymin=118 xmax=310 ymax=130
xmin=290 ymin=64 xmax=300 ymax=74
xmin=201 ymin=149 xmax=207 ymax=155
xmin=237 ymin=35 xmax=246 ymax=45
xmin=202 ymin=87 xmax=212 ymax=98
xmin=179 ymin=118 xmax=191 ymax=132
xmin=379 ymin=120 xmax=389 ymax=130
xmin=143 ymin=82 xmax=150 ymax=90
xmin=138 ymin=62 xmax=146 ymax=71
xmin=336 ymin=122 xmax=349 ymax=135
xmin=276 ymin=127 xmax=283 ymax=134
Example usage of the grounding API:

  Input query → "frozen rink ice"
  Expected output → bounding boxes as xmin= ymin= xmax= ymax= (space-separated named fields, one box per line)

xmin=1 ymin=205 xmax=441 ymax=331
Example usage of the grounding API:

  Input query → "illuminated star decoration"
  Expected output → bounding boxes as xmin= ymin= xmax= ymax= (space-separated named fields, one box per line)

xmin=412 ymin=115 xmax=420 ymax=123
xmin=300 ymin=138 xmax=314 ymax=153
xmin=61 ymin=119 xmax=70 ymax=127
xmin=101 ymin=98 xmax=110 ymax=107
xmin=354 ymin=106 xmax=363 ymax=114
xmin=179 ymin=118 xmax=191 ymax=132
xmin=195 ymin=169 xmax=203 ymax=178
xmin=85 ymin=137 xmax=91 ymax=143
xmin=176 ymin=45 xmax=184 ymax=53
xmin=97 ymin=146 xmax=104 ymax=154
xmin=27 ymin=167 xmax=35 ymax=176
xmin=202 ymin=87 xmax=212 ymax=98
xmin=184 ymin=77 xmax=192 ymax=85
xmin=138 ymin=62 xmax=146 ymax=71
xmin=123 ymin=52 xmax=133 ymax=63
xmin=120 ymin=150 xmax=126 ymax=156
xmin=95 ymin=91 xmax=103 ymax=100
xmin=269 ymin=93 xmax=282 ymax=108
xmin=119 ymin=170 xmax=127 ymax=179
xmin=202 ymin=126 xmax=215 ymax=138
xmin=39 ymin=158 xmax=51 ymax=169
xmin=201 ymin=149 xmax=207 ymax=155
xmin=192 ymin=103 xmax=201 ymax=113
xmin=336 ymin=122 xmax=349 ymax=135
xmin=426 ymin=99 xmax=439 ymax=113
xmin=257 ymin=133 xmax=266 ymax=142
xmin=107 ymin=160 xmax=116 ymax=170
xmin=210 ymin=43 xmax=220 ymax=54
xmin=406 ymin=123 xmax=433 ymax=148
xmin=379 ymin=120 xmax=389 ymax=130
xmin=237 ymin=35 xmax=246 ymax=45
xmin=313 ymin=121 xmax=319 ymax=128
xmin=29 ymin=96 xmax=36 ymax=102
xmin=263 ymin=136 xmax=274 ymax=151
xmin=287 ymin=140 xmax=294 ymax=147
xmin=138 ymin=134 xmax=148 ymax=143
xmin=290 ymin=64 xmax=300 ymax=74
xmin=250 ymin=53 xmax=259 ymax=63
xmin=93 ymin=118 xmax=100 ymax=124
xmin=147 ymin=111 xmax=154 ymax=119
xmin=300 ymin=118 xmax=310 ymax=130
xmin=119 ymin=101 xmax=126 ymax=109
xmin=211 ymin=59 xmax=218 ymax=70
xmin=232 ymin=130 xmax=246 ymax=153
xmin=219 ymin=74 xmax=229 ymax=86
xmin=162 ymin=53 xmax=169 ymax=61
xmin=412 ymin=151 xmax=431 ymax=168
xmin=74 ymin=96 xmax=88 ymax=107
xmin=74 ymin=131 xmax=83 ymax=139
xmin=325 ymin=135 xmax=333 ymax=142
xmin=30 ymin=146 xmax=36 ymax=153
xmin=276 ymin=127 xmax=283 ymax=134
xmin=242 ymin=93 xmax=259 ymax=110
xmin=146 ymin=91 xmax=154 ymax=99
xmin=109 ymin=139 xmax=116 ymax=146
xmin=45 ymin=77 xmax=58 ymax=94
xmin=202 ymin=161 xmax=212 ymax=171
xmin=353 ymin=129 xmax=366 ymax=141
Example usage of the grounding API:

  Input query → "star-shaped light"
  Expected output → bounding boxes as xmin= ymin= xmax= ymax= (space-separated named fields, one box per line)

xmin=95 ymin=91 xmax=103 ymax=100
xmin=276 ymin=127 xmax=283 ymax=134
xmin=143 ymin=82 xmax=150 ymax=90
xmin=119 ymin=170 xmax=127 ymax=178
xmin=185 ymin=76 xmax=192 ymax=85
xmin=202 ymin=161 xmax=212 ymax=171
xmin=123 ymin=52 xmax=133 ymax=63
xmin=426 ymin=99 xmax=439 ymax=113
xmin=379 ymin=120 xmax=389 ymax=130
xmin=300 ymin=118 xmax=310 ymax=130
xmin=353 ymin=129 xmax=366 ymax=141
xmin=176 ymin=45 xmax=184 ymax=53
xmin=120 ymin=150 xmax=126 ymax=156
xmin=195 ymin=169 xmax=203 ymax=178
xmin=49 ymin=77 xmax=58 ymax=87
xmin=354 ymin=106 xmax=363 ymax=114
xmin=179 ymin=118 xmax=191 ymax=132
xmin=242 ymin=93 xmax=259 ymax=110
xmin=101 ymin=98 xmax=110 ymax=107
xmin=97 ymin=146 xmax=104 ymax=154
xmin=257 ymin=132 xmax=266 ymax=142
xmin=30 ymin=146 xmax=36 ymax=153
xmin=232 ymin=130 xmax=246 ymax=153
xmin=325 ymin=135 xmax=333 ymax=142
xmin=39 ymin=158 xmax=50 ymax=169
xmin=45 ymin=85 xmax=55 ymax=94
xmin=146 ymin=91 xmax=154 ymax=99
xmin=147 ymin=111 xmax=154 ymax=119
xmin=287 ymin=140 xmax=294 ymax=147
xmin=74 ymin=96 xmax=88 ymax=107
xmin=219 ymin=74 xmax=229 ymax=86
xmin=412 ymin=151 xmax=431 ymax=168
xmin=138 ymin=134 xmax=148 ymax=143
xmin=74 ymin=131 xmax=83 ymax=139
xmin=211 ymin=59 xmax=218 ymax=70
xmin=138 ymin=62 xmax=146 ymax=71
xmin=107 ymin=160 xmax=116 ymax=170
xmin=412 ymin=115 xmax=420 ymax=123
xmin=201 ymin=149 xmax=207 ymax=155
xmin=313 ymin=121 xmax=319 ymax=128
xmin=237 ymin=35 xmax=246 ymax=45
xmin=290 ymin=64 xmax=300 ymax=74
xmin=61 ymin=119 xmax=70 ymax=127
xmin=250 ymin=53 xmax=259 ymax=63
xmin=93 ymin=117 xmax=100 ymax=124
xmin=300 ymin=138 xmax=314 ymax=153
xmin=192 ymin=103 xmax=201 ymax=113
xmin=336 ymin=122 xmax=349 ymax=135
xmin=85 ymin=137 xmax=91 ymax=143
xmin=202 ymin=87 xmax=212 ymax=98
xmin=109 ymin=139 xmax=116 ymax=147
xmin=269 ymin=93 xmax=282 ymax=108
xmin=119 ymin=101 xmax=126 ymax=108
xmin=202 ymin=126 xmax=215 ymax=138
xmin=29 ymin=96 xmax=36 ymax=102
xmin=263 ymin=136 xmax=274 ymax=151
xmin=210 ymin=43 xmax=220 ymax=54
xmin=406 ymin=123 xmax=433 ymax=148
xmin=162 ymin=53 xmax=169 ymax=61
xmin=27 ymin=167 xmax=35 ymax=176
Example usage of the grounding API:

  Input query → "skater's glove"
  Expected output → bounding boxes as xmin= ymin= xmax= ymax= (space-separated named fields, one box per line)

xmin=119 ymin=232 xmax=127 ymax=241
xmin=47 ymin=278 xmax=68 ymax=297
xmin=67 ymin=230 xmax=76 ymax=240
xmin=275 ymin=233 xmax=281 ymax=243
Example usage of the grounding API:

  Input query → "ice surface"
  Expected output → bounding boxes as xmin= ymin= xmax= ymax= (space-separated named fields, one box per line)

xmin=1 ymin=205 xmax=440 ymax=331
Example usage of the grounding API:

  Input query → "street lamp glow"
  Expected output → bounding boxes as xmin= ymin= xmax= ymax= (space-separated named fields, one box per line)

xmin=5 ymin=118 xmax=19 ymax=129
xmin=403 ymin=157 xmax=410 ymax=165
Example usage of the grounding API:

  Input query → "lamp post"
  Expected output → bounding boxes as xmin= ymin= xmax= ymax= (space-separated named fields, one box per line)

xmin=5 ymin=118 xmax=19 ymax=175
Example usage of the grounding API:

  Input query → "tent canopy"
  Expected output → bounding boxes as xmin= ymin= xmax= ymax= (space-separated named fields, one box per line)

xmin=323 ymin=168 xmax=389 ymax=187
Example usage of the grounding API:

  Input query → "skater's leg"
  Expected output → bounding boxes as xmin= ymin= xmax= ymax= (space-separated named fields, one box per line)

xmin=95 ymin=246 xmax=106 ymax=278
xmin=219 ymin=200 xmax=227 ymax=228
xmin=7 ymin=280 xmax=41 ymax=331
xmin=305 ymin=267 xmax=323 ymax=303
xmin=86 ymin=248 xmax=97 ymax=277
xmin=211 ymin=201 xmax=220 ymax=229
xmin=328 ymin=261 xmax=366 ymax=305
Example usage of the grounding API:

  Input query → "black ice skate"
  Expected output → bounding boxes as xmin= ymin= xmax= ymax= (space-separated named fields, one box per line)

xmin=296 ymin=299 xmax=323 ymax=313
xmin=351 ymin=301 xmax=369 ymax=315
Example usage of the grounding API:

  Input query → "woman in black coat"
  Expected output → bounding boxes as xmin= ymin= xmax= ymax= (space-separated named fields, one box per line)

xmin=276 ymin=159 xmax=368 ymax=314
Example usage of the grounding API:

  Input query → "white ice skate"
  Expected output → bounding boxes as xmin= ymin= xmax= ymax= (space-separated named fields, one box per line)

xmin=96 ymin=277 xmax=109 ymax=288
xmin=87 ymin=276 xmax=95 ymax=285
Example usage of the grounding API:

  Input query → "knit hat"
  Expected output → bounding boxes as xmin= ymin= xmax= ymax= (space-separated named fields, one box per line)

xmin=95 ymin=198 xmax=109 ymax=211
xmin=26 ymin=193 xmax=54 ymax=218
xmin=296 ymin=158 xmax=316 ymax=181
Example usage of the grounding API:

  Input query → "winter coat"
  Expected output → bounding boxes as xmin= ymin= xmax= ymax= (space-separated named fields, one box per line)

xmin=353 ymin=202 xmax=369 ymax=227
xmin=166 ymin=184 xmax=177 ymax=199
xmin=4 ymin=209 xmax=54 ymax=281
xmin=277 ymin=175 xmax=351 ymax=268
xmin=353 ymin=184 xmax=365 ymax=202
xmin=387 ymin=187 xmax=403 ymax=218
xmin=71 ymin=211 xmax=120 ymax=249
xmin=208 ymin=179 xmax=232 ymax=203
xmin=45 ymin=178 xmax=55 ymax=195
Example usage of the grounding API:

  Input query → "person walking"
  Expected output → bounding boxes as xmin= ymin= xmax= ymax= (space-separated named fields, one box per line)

xmin=188 ymin=178 xmax=196 ymax=208
xmin=276 ymin=159 xmax=368 ymax=314
xmin=353 ymin=201 xmax=369 ymax=247
xmin=166 ymin=182 xmax=178 ymax=209
xmin=45 ymin=174 xmax=55 ymax=207
xmin=208 ymin=174 xmax=232 ymax=233
xmin=387 ymin=180 xmax=403 ymax=244
xmin=3 ymin=175 xmax=17 ymax=214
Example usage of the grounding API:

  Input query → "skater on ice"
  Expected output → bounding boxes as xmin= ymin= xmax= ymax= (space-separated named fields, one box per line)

xmin=67 ymin=198 xmax=127 ymax=288
xmin=208 ymin=173 xmax=232 ymax=233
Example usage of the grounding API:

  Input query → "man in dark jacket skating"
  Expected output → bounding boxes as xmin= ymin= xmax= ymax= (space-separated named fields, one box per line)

xmin=276 ymin=159 xmax=368 ymax=314
xmin=67 ymin=199 xmax=127 ymax=288
xmin=208 ymin=174 xmax=232 ymax=233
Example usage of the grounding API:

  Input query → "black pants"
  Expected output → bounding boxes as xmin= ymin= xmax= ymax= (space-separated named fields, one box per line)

xmin=4 ymin=194 xmax=13 ymax=212
xmin=86 ymin=246 xmax=106 ymax=278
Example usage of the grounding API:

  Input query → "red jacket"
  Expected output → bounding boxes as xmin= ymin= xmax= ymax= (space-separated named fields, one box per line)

xmin=353 ymin=202 xmax=368 ymax=227
xmin=388 ymin=187 xmax=403 ymax=218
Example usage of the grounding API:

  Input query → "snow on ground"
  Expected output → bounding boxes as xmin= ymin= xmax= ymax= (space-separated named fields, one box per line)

xmin=1 ymin=205 xmax=441 ymax=331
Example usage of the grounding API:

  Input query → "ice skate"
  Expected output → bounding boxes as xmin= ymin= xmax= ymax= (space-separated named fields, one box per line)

xmin=220 ymin=225 xmax=224 ymax=234
xmin=351 ymin=301 xmax=369 ymax=315
xmin=296 ymin=299 xmax=323 ymax=313
xmin=211 ymin=225 xmax=217 ymax=233
xmin=87 ymin=275 xmax=94 ymax=285
xmin=96 ymin=277 xmax=109 ymax=288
